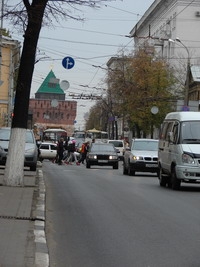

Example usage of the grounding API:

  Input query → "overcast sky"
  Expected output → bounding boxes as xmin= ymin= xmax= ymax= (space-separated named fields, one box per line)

xmin=8 ymin=0 xmax=154 ymax=129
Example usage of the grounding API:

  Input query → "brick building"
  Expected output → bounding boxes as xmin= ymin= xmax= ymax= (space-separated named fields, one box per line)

xmin=29 ymin=70 xmax=77 ymax=136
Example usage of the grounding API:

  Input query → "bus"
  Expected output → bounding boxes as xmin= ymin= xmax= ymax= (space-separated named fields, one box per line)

xmin=42 ymin=128 xmax=68 ymax=143
xmin=72 ymin=131 xmax=86 ymax=140
xmin=85 ymin=128 xmax=108 ymax=143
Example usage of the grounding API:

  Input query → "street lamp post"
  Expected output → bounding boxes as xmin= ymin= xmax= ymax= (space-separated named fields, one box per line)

xmin=169 ymin=38 xmax=190 ymax=108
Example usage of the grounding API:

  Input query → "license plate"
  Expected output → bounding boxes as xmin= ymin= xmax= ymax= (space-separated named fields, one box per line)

xmin=98 ymin=160 xmax=108 ymax=163
xmin=146 ymin=164 xmax=158 ymax=167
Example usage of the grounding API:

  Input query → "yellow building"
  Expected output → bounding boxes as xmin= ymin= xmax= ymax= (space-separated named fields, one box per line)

xmin=0 ymin=36 xmax=20 ymax=126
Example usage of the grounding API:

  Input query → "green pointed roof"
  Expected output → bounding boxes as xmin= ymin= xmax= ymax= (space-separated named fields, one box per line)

xmin=36 ymin=70 xmax=65 ymax=94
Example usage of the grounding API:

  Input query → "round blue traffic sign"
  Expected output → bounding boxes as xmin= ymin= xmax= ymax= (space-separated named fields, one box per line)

xmin=62 ymin=57 xmax=75 ymax=69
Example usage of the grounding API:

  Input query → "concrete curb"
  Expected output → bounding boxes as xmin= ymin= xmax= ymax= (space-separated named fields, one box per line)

xmin=34 ymin=168 xmax=49 ymax=267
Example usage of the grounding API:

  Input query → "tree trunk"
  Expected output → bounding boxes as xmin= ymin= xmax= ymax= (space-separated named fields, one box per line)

xmin=3 ymin=0 xmax=48 ymax=186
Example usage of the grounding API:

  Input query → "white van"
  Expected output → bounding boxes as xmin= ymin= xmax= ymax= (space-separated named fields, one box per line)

xmin=158 ymin=111 xmax=200 ymax=190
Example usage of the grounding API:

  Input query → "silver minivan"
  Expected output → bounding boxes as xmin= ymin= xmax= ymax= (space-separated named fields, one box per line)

xmin=0 ymin=127 xmax=38 ymax=171
xmin=158 ymin=111 xmax=200 ymax=190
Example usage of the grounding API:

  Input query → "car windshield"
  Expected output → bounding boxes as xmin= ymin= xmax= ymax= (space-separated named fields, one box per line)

xmin=91 ymin=144 xmax=115 ymax=152
xmin=0 ymin=129 xmax=10 ymax=140
xmin=0 ymin=129 xmax=34 ymax=143
xmin=181 ymin=121 xmax=200 ymax=144
xmin=26 ymin=131 xmax=34 ymax=143
xmin=132 ymin=140 xmax=158 ymax=151
xmin=109 ymin=141 xmax=123 ymax=147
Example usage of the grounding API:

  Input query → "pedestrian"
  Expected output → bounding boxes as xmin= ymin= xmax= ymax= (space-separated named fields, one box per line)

xmin=57 ymin=138 xmax=64 ymax=165
xmin=65 ymin=140 xmax=79 ymax=165
xmin=78 ymin=141 xmax=89 ymax=164
xmin=62 ymin=138 xmax=69 ymax=161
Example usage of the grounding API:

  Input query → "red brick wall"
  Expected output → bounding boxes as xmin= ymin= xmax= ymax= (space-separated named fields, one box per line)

xmin=29 ymin=99 xmax=77 ymax=129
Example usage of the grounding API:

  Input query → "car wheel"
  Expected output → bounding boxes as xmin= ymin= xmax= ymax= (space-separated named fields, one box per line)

xmin=86 ymin=162 xmax=90 ymax=168
xmin=123 ymin=161 xmax=128 ymax=175
xmin=113 ymin=163 xmax=118 ymax=169
xmin=171 ymin=166 xmax=181 ymax=190
xmin=159 ymin=167 xmax=168 ymax=187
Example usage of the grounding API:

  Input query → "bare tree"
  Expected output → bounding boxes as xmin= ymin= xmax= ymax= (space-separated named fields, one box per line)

xmin=2 ymin=0 xmax=114 ymax=186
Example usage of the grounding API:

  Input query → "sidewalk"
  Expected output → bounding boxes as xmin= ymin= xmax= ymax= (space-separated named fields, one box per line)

xmin=0 ymin=163 xmax=49 ymax=267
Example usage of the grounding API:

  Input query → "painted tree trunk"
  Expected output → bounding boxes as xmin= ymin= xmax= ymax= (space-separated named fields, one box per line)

xmin=3 ymin=128 xmax=26 ymax=186
xmin=3 ymin=0 xmax=47 ymax=186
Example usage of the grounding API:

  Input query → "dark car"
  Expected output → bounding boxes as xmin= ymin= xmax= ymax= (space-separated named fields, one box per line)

xmin=0 ymin=127 xmax=38 ymax=171
xmin=86 ymin=143 xmax=119 ymax=169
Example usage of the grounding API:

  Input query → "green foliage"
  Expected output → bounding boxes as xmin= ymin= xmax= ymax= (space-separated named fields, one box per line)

xmin=0 ymin=28 xmax=11 ymax=37
xmin=105 ymin=46 xmax=176 ymax=137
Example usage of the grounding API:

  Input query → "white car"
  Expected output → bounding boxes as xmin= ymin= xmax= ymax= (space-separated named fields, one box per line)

xmin=39 ymin=142 xmax=57 ymax=161
xmin=107 ymin=140 xmax=125 ymax=160
xmin=123 ymin=138 xmax=159 ymax=176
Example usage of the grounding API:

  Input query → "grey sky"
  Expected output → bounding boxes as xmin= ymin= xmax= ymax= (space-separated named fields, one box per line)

xmin=9 ymin=0 xmax=154 ymax=129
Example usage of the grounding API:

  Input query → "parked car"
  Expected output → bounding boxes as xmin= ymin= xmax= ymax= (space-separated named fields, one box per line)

xmin=107 ymin=139 xmax=125 ymax=160
xmin=86 ymin=143 xmax=119 ymax=169
xmin=39 ymin=142 xmax=58 ymax=162
xmin=123 ymin=138 xmax=159 ymax=176
xmin=0 ymin=127 xmax=38 ymax=171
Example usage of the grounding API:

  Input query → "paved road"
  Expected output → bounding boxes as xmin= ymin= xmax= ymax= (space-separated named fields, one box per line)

xmin=43 ymin=161 xmax=200 ymax=267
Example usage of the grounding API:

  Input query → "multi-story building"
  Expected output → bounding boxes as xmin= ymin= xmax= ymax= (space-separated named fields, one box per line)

xmin=130 ymin=0 xmax=200 ymax=61
xmin=106 ymin=0 xmax=200 ymax=139
xmin=0 ymin=36 xmax=20 ymax=126
xmin=129 ymin=0 xmax=200 ymax=109
xmin=29 ymin=70 xmax=77 ymax=136
xmin=106 ymin=57 xmax=130 ymax=140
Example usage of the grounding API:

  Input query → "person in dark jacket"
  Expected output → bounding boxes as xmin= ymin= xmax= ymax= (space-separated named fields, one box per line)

xmin=57 ymin=138 xmax=64 ymax=165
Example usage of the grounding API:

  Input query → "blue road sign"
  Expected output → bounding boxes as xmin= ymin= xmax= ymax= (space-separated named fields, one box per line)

xmin=62 ymin=57 xmax=75 ymax=69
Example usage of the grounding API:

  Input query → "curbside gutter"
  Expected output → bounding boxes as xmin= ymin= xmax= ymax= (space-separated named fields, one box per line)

xmin=34 ymin=167 xmax=49 ymax=267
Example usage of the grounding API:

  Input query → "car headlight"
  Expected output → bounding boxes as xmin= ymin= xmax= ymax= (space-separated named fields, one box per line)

xmin=132 ymin=155 xmax=143 ymax=161
xmin=182 ymin=153 xmax=195 ymax=164
xmin=109 ymin=155 xmax=118 ymax=160
xmin=88 ymin=155 xmax=97 ymax=159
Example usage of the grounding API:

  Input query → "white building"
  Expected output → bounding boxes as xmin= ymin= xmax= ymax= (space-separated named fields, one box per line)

xmin=130 ymin=0 xmax=200 ymax=63
xmin=129 ymin=0 xmax=200 ymax=109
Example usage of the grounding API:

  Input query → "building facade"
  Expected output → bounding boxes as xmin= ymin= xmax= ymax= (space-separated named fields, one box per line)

xmin=0 ymin=36 xmax=20 ymax=126
xmin=129 ymin=0 xmax=200 ymax=107
xmin=29 ymin=70 xmax=77 ymax=136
